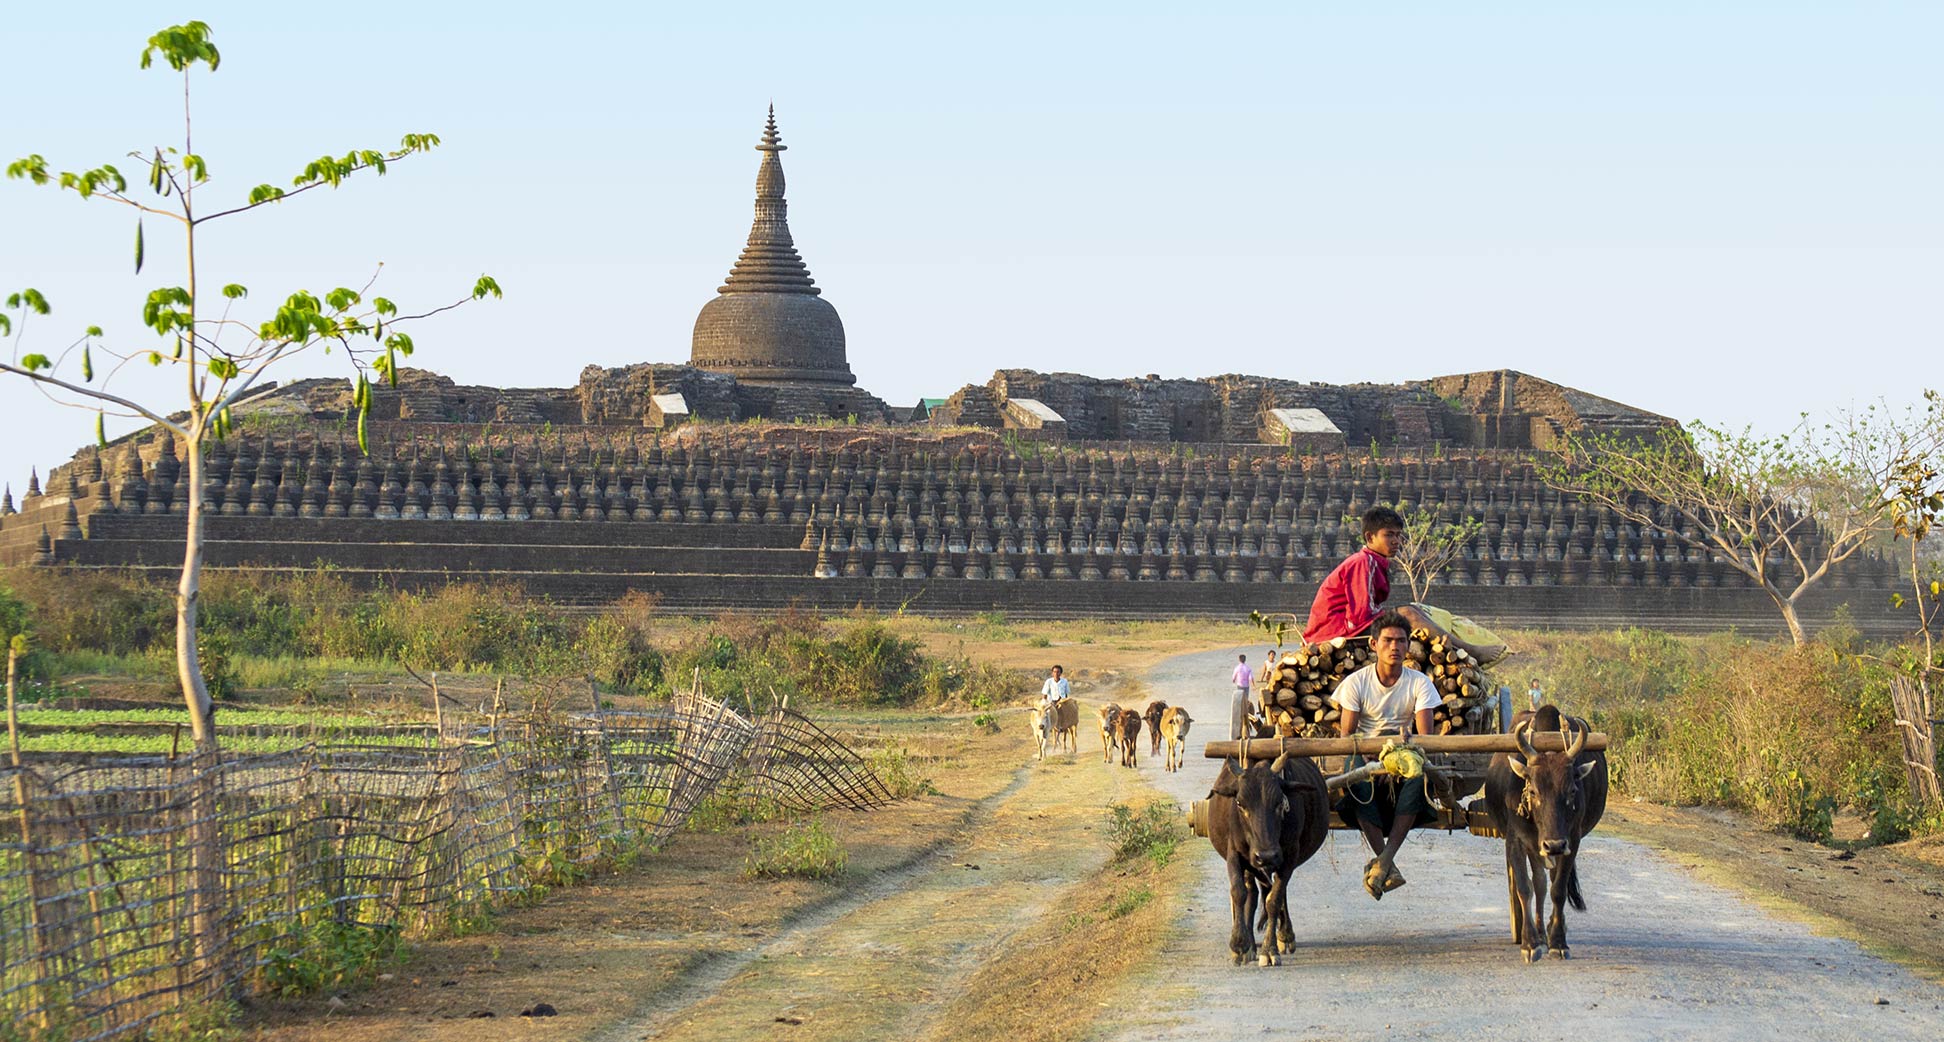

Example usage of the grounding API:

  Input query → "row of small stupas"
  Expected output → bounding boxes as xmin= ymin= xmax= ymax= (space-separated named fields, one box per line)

xmin=0 ymin=433 xmax=1901 ymax=630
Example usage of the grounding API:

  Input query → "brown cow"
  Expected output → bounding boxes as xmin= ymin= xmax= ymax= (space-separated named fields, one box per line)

xmin=1049 ymin=698 xmax=1079 ymax=754
xmin=1115 ymin=709 xmax=1143 ymax=768
xmin=1484 ymin=706 xmax=1609 ymax=963
xmin=1097 ymin=704 xmax=1123 ymax=762
xmin=1160 ymin=706 xmax=1193 ymax=773
xmin=1143 ymin=700 xmax=1169 ymax=757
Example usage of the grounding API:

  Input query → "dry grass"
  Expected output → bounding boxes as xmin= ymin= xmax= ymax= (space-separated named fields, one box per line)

xmin=920 ymin=835 xmax=1193 ymax=1042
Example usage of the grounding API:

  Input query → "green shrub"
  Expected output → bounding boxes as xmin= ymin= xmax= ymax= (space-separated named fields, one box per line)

xmin=865 ymin=746 xmax=936 ymax=798
xmin=0 ymin=569 xmax=171 ymax=655
xmin=141 ymin=999 xmax=239 ymax=1042
xmin=1105 ymin=800 xmax=1185 ymax=868
xmin=743 ymin=818 xmax=847 ymax=879
xmin=578 ymin=614 xmax=662 ymax=691
xmin=259 ymin=920 xmax=401 ymax=997
xmin=683 ymin=782 xmax=787 ymax=833
xmin=1106 ymin=884 xmax=1153 ymax=919
xmin=195 ymin=629 xmax=236 ymax=700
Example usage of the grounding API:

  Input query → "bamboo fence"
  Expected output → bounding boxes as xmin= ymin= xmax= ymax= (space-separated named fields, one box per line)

xmin=0 ymin=693 xmax=897 ymax=1042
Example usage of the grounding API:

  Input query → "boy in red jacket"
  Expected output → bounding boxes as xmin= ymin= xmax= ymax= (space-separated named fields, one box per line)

xmin=1304 ymin=506 xmax=1493 ymax=661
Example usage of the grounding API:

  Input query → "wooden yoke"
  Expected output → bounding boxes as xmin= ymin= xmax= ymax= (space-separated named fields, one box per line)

xmin=1204 ymin=732 xmax=1609 ymax=760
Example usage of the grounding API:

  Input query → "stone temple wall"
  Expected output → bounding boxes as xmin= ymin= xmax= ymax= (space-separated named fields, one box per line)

xmin=0 ymin=435 xmax=1901 ymax=637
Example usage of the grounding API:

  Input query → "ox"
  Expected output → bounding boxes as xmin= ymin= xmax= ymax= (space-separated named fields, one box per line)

xmin=1030 ymin=699 xmax=1079 ymax=759
xmin=1159 ymin=706 xmax=1192 ymax=773
xmin=1097 ymin=704 xmax=1123 ymax=763
xmin=1143 ymin=700 xmax=1169 ymax=757
xmin=1114 ymin=708 xmax=1143 ymax=767
xmin=1483 ymin=706 xmax=1609 ymax=963
xmin=1206 ymin=753 xmax=1328 ymax=966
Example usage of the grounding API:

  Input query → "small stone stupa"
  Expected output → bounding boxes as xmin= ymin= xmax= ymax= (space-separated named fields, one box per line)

xmin=690 ymin=107 xmax=855 ymax=389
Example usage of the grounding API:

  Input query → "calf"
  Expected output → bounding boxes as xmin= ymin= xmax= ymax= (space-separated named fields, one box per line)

xmin=1483 ymin=706 xmax=1609 ymax=963
xmin=1143 ymin=700 xmax=1169 ymax=757
xmin=1029 ymin=702 xmax=1054 ymax=760
xmin=1205 ymin=753 xmax=1328 ymax=966
xmin=1115 ymin=708 xmax=1143 ymax=767
xmin=1097 ymin=704 xmax=1123 ymax=763
xmin=1160 ymin=706 xmax=1192 ymax=773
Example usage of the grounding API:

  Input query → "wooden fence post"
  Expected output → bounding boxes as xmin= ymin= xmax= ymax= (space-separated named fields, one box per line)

xmin=589 ymin=677 xmax=628 ymax=846
xmin=8 ymin=639 xmax=56 ymax=1032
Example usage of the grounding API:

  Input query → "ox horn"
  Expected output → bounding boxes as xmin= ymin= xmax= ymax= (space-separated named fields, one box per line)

xmin=1513 ymin=719 xmax=1538 ymax=760
xmin=1562 ymin=718 xmax=1586 ymax=760
xmin=1271 ymin=752 xmax=1289 ymax=774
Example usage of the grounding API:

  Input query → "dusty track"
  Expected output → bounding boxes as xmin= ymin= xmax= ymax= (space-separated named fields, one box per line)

xmin=594 ymin=727 xmax=1151 ymax=1041
xmin=1093 ymin=648 xmax=1944 ymax=1041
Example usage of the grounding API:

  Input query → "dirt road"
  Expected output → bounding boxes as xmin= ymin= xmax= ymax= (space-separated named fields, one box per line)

xmin=1098 ymin=648 xmax=1944 ymax=1042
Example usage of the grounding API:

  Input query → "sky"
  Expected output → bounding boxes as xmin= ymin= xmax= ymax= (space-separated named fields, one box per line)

xmin=3 ymin=2 xmax=1941 ymax=488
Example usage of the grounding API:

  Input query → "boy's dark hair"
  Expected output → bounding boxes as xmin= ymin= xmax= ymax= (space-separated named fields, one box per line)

xmin=1051 ymin=664 xmax=1063 ymax=673
xmin=1369 ymin=610 xmax=1411 ymax=641
xmin=1362 ymin=506 xmax=1405 ymax=540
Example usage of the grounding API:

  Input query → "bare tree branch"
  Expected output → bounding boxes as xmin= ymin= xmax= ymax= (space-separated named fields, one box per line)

xmin=0 ymin=360 xmax=187 ymax=436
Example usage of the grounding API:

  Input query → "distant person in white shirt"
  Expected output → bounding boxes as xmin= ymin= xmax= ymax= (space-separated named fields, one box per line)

xmin=1040 ymin=665 xmax=1070 ymax=704
xmin=1528 ymin=678 xmax=1545 ymax=712
xmin=1229 ymin=654 xmax=1254 ymax=740
xmin=1335 ymin=610 xmax=1442 ymax=900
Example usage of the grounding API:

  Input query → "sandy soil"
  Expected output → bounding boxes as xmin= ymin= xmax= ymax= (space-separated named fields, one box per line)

xmin=1092 ymin=647 xmax=1944 ymax=1042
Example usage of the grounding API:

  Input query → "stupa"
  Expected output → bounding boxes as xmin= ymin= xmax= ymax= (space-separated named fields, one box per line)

xmin=690 ymin=107 xmax=855 ymax=388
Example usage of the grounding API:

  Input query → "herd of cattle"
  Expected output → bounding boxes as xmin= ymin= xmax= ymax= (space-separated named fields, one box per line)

xmin=1026 ymin=695 xmax=1608 ymax=966
xmin=1029 ymin=697 xmax=1194 ymax=770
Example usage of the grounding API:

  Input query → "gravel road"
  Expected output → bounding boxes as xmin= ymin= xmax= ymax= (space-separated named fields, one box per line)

xmin=1095 ymin=648 xmax=1944 ymax=1042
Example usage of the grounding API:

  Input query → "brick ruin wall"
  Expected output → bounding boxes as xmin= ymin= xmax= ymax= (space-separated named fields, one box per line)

xmin=926 ymin=369 xmax=1672 ymax=450
xmin=0 ymin=436 xmax=1904 ymax=637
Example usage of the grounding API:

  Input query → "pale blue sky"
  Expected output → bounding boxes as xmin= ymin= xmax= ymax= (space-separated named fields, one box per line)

xmin=4 ymin=2 xmax=1940 ymax=486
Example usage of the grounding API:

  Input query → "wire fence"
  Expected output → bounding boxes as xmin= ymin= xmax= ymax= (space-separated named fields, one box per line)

xmin=0 ymin=692 xmax=896 ymax=1042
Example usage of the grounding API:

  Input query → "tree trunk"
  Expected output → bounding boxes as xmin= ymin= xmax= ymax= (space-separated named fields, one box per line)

xmin=1889 ymin=675 xmax=1942 ymax=812
xmin=176 ymin=437 xmax=214 ymax=742
xmin=173 ymin=436 xmax=228 ymax=994
xmin=1770 ymin=589 xmax=1809 ymax=646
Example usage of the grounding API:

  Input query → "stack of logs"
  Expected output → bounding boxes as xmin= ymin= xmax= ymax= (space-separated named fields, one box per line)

xmin=1258 ymin=630 xmax=1494 ymax=738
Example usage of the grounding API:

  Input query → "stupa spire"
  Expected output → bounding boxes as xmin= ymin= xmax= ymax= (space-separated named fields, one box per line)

xmin=719 ymin=106 xmax=818 ymax=296
xmin=690 ymin=106 xmax=855 ymax=389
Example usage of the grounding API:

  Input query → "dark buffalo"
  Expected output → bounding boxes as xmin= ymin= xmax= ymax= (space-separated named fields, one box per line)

xmin=1206 ymin=753 xmax=1328 ymax=966
xmin=1143 ymin=700 xmax=1169 ymax=757
xmin=1483 ymin=706 xmax=1609 ymax=963
xmin=1114 ymin=709 xmax=1143 ymax=767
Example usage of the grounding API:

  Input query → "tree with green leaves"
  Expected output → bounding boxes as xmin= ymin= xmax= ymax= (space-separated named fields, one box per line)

xmin=1542 ymin=396 xmax=1943 ymax=646
xmin=1388 ymin=507 xmax=1483 ymax=603
xmin=1881 ymin=397 xmax=1943 ymax=811
xmin=2 ymin=22 xmax=499 ymax=750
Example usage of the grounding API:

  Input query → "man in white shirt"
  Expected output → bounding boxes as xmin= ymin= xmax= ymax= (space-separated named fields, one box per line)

xmin=1229 ymin=654 xmax=1254 ymax=740
xmin=1040 ymin=665 xmax=1070 ymax=703
xmin=1335 ymin=610 xmax=1441 ymax=900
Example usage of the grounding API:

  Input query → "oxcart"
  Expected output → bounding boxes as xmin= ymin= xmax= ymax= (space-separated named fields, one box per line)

xmin=1191 ymin=725 xmax=1610 ymax=837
